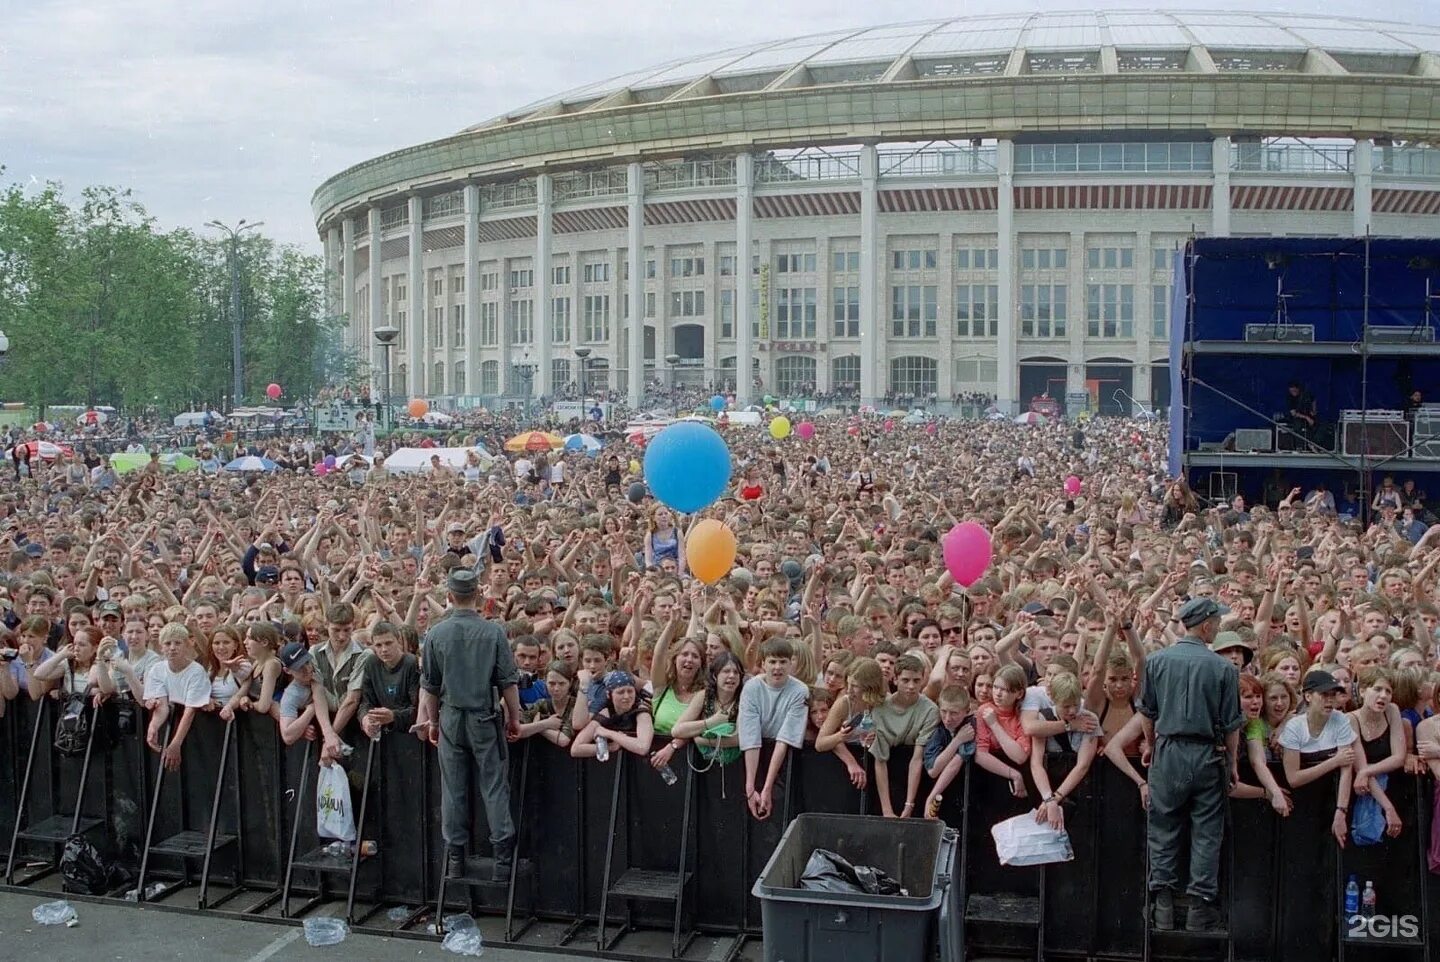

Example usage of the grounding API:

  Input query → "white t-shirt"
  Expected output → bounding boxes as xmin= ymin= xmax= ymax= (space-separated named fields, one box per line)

xmin=157 ymin=660 xmax=211 ymax=708
xmin=1278 ymin=710 xmax=1356 ymax=760
xmin=514 ymin=458 xmax=532 ymax=480
xmin=550 ymin=461 xmax=565 ymax=483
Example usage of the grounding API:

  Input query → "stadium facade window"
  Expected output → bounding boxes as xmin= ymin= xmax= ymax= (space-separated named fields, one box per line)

xmin=552 ymin=264 xmax=571 ymax=285
xmin=955 ymin=284 xmax=999 ymax=337
xmin=1021 ymin=248 xmax=1067 ymax=270
xmin=1086 ymin=247 xmax=1134 ymax=270
xmin=776 ymin=253 xmax=816 ymax=274
xmin=1152 ymin=284 xmax=1170 ymax=339
xmin=433 ymin=362 xmax=446 ymax=394
xmin=452 ymin=362 xmax=466 ymax=395
xmin=954 ymin=357 xmax=999 ymax=390
xmin=1020 ymin=284 xmax=1067 ymax=338
xmin=669 ymin=289 xmax=706 ymax=318
xmin=480 ymin=360 xmax=499 ymax=395
xmin=775 ymin=287 xmax=816 ymax=339
xmin=775 ymin=355 xmax=816 ymax=395
xmin=479 ymin=303 xmax=498 ymax=346
xmin=956 ymin=248 xmax=999 ymax=270
xmin=509 ymin=299 xmax=534 ymax=344
xmin=583 ymin=295 xmax=611 ymax=343
xmin=551 ymin=358 xmax=571 ymax=390
xmin=832 ymin=354 xmax=860 ymax=392
xmin=670 ymin=256 xmax=705 ymax=278
xmin=891 ymin=249 xmax=938 ymax=271
xmin=832 ymin=286 xmax=860 ymax=337
xmin=1086 ymin=284 xmax=1134 ymax=338
xmin=891 ymin=285 xmax=937 ymax=338
xmin=832 ymin=250 xmax=860 ymax=273
xmin=480 ymin=271 xmax=499 ymax=291
xmin=719 ymin=288 xmax=734 ymax=338
xmin=509 ymin=269 xmax=534 ymax=289
xmin=430 ymin=306 xmax=445 ymax=347
xmin=451 ymin=304 xmax=466 ymax=348
xmin=889 ymin=356 xmax=937 ymax=396
xmin=551 ymin=297 xmax=571 ymax=344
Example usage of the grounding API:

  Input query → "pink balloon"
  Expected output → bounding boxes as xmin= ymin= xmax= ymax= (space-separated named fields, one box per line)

xmin=796 ymin=421 xmax=815 ymax=440
xmin=314 ymin=463 xmax=330 ymax=476
xmin=266 ymin=383 xmax=282 ymax=399
xmin=883 ymin=419 xmax=895 ymax=433
xmin=942 ymin=522 xmax=993 ymax=589
xmin=925 ymin=422 xmax=937 ymax=436
xmin=1064 ymin=475 xmax=1082 ymax=497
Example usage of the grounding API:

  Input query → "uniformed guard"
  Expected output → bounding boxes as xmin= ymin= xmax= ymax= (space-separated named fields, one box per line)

xmin=411 ymin=568 xmax=522 ymax=881
xmin=1138 ymin=596 xmax=1243 ymax=933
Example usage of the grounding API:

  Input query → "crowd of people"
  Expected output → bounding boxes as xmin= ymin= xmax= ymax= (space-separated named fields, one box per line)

xmin=2 ymin=399 xmax=1439 ymax=909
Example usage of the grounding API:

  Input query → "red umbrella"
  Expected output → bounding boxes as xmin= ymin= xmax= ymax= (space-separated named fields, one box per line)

xmin=9 ymin=441 xmax=71 ymax=461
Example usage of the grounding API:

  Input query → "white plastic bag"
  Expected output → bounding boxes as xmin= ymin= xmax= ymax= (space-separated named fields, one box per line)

xmin=991 ymin=811 xmax=1073 ymax=867
xmin=316 ymin=762 xmax=356 ymax=842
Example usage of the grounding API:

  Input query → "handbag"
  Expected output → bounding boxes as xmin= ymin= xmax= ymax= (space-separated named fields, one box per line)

xmin=315 ymin=762 xmax=356 ymax=842
xmin=1351 ymin=773 xmax=1388 ymax=847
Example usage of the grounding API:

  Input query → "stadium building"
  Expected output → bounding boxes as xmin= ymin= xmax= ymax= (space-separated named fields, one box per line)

xmin=313 ymin=11 xmax=1440 ymax=414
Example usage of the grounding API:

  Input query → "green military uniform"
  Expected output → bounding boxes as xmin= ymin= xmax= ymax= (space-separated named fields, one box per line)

xmin=421 ymin=571 xmax=519 ymax=866
xmin=1139 ymin=598 xmax=1243 ymax=910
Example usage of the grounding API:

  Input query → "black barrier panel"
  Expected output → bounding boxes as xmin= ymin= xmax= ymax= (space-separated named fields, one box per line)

xmin=521 ymin=741 xmax=587 ymax=919
xmin=741 ymin=742 xmax=792 ymax=934
xmin=375 ymin=729 xmax=430 ymax=905
xmin=1231 ymin=766 xmax=1282 ymax=962
xmin=580 ymin=752 xmax=618 ymax=918
xmin=962 ymin=755 xmax=1041 ymax=959
xmin=0 ymin=703 xmax=18 ymax=842
xmin=234 ymin=711 xmax=285 ymax=888
xmin=1090 ymin=762 xmax=1148 ymax=958
xmin=1335 ymin=773 xmax=1425 ymax=961
xmin=692 ymin=749 xmax=751 ymax=933
xmin=1041 ymin=753 xmax=1099 ymax=957
xmin=619 ymin=749 xmax=691 ymax=929
xmin=1277 ymin=774 xmax=1340 ymax=962
xmin=790 ymin=746 xmax=865 ymax=816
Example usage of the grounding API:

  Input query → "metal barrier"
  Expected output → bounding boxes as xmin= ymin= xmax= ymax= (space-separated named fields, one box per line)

xmin=1 ymin=702 xmax=1437 ymax=962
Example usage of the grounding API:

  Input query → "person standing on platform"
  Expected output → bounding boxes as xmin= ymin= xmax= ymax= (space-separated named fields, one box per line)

xmin=1139 ymin=597 xmax=1243 ymax=933
xmin=411 ymin=569 xmax=522 ymax=881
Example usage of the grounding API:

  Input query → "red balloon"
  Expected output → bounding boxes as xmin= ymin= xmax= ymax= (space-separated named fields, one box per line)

xmin=942 ymin=522 xmax=993 ymax=589
xmin=266 ymin=383 xmax=281 ymax=400
xmin=846 ymin=425 xmax=860 ymax=436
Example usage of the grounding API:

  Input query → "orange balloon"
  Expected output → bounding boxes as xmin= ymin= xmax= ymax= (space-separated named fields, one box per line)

xmin=686 ymin=519 xmax=737 ymax=586
xmin=407 ymin=398 xmax=429 ymax=418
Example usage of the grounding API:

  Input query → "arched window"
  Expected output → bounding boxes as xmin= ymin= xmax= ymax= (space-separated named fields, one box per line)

xmin=393 ymin=364 xmax=408 ymax=398
xmin=775 ymin=355 xmax=816 ymax=396
xmin=432 ymin=361 xmax=446 ymax=395
xmin=831 ymin=355 xmax=860 ymax=394
xmin=452 ymin=362 xmax=466 ymax=396
xmin=480 ymin=360 xmax=500 ymax=395
xmin=888 ymin=356 xmax=937 ymax=398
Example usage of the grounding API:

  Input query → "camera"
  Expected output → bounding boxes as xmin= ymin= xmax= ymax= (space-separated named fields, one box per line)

xmin=517 ymin=671 xmax=537 ymax=690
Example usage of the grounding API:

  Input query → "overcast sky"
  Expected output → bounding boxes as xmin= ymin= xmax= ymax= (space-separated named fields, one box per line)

xmin=4 ymin=0 xmax=1438 ymax=251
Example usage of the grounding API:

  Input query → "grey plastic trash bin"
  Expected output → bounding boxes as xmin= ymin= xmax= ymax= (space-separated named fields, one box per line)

xmin=752 ymin=813 xmax=958 ymax=962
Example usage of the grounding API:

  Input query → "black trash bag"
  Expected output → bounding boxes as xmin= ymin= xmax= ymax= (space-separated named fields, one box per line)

xmin=60 ymin=834 xmax=110 ymax=895
xmin=798 ymin=848 xmax=906 ymax=896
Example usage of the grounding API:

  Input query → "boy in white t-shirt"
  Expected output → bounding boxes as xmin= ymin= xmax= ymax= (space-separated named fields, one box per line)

xmin=738 ymin=639 xmax=809 ymax=821
xmin=145 ymin=623 xmax=211 ymax=772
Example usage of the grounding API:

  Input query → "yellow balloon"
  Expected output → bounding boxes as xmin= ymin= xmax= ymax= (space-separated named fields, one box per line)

xmin=629 ymin=458 xmax=641 ymax=475
xmin=769 ymin=416 xmax=792 ymax=440
xmin=686 ymin=519 xmax=737 ymax=585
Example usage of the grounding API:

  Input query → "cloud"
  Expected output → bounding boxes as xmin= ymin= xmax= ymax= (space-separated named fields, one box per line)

xmin=4 ymin=0 xmax=1439 ymax=248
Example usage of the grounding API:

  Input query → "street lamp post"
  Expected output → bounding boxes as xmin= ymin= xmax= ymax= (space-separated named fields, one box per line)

xmin=374 ymin=325 xmax=399 ymax=431
xmin=664 ymin=353 xmax=681 ymax=407
xmin=205 ymin=219 xmax=263 ymax=406
xmin=517 ymin=352 xmax=534 ymax=421
xmin=575 ymin=347 xmax=591 ymax=410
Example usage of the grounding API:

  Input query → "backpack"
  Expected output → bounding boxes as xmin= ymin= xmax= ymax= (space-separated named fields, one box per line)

xmin=54 ymin=692 xmax=91 ymax=758
xmin=60 ymin=833 xmax=136 ymax=896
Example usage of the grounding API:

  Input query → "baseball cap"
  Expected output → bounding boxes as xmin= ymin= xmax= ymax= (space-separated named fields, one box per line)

xmin=255 ymin=565 xmax=280 ymax=585
xmin=446 ymin=522 xmax=467 ymax=535
xmin=278 ymin=641 xmax=312 ymax=672
xmin=780 ymin=559 xmax=803 ymax=587
xmin=97 ymin=601 xmax=123 ymax=618
xmin=1021 ymin=601 xmax=1054 ymax=617
xmin=1177 ymin=597 xmax=1229 ymax=628
xmin=1302 ymin=669 xmax=1345 ymax=695
xmin=23 ymin=543 xmax=44 ymax=558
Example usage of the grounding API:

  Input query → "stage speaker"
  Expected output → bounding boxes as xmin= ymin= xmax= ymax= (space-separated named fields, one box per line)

xmin=1233 ymin=428 xmax=1273 ymax=452
xmin=1341 ymin=418 xmax=1409 ymax=459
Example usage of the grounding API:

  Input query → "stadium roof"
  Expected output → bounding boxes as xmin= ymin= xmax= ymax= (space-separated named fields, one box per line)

xmin=466 ymin=11 xmax=1440 ymax=131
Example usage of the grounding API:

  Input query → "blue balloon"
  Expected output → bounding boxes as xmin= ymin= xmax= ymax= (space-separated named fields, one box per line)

xmin=643 ymin=422 xmax=731 ymax=514
xmin=710 ymin=394 xmax=726 ymax=413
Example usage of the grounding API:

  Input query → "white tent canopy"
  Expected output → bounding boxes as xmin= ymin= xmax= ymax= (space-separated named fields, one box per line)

xmin=381 ymin=446 xmax=494 ymax=474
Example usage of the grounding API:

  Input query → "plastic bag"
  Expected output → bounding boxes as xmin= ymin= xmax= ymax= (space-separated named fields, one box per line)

xmin=1351 ymin=774 xmax=1388 ymax=847
xmin=991 ymin=811 xmax=1074 ymax=867
xmin=442 ymin=913 xmax=485 ymax=956
xmin=302 ymin=916 xmax=348 ymax=946
xmin=316 ymin=762 xmax=356 ymax=842
xmin=60 ymin=834 xmax=110 ymax=895
xmin=31 ymin=901 xmax=77 ymax=925
xmin=798 ymin=848 xmax=905 ymax=896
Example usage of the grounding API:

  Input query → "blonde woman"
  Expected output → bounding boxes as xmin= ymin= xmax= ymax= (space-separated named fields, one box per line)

xmin=815 ymin=656 xmax=888 ymax=790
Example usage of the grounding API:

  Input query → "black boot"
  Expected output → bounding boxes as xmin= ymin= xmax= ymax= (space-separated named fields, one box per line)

xmin=445 ymin=846 xmax=465 ymax=880
xmin=1151 ymin=889 xmax=1175 ymax=931
xmin=1186 ymin=899 xmax=1224 ymax=933
xmin=491 ymin=839 xmax=515 ymax=882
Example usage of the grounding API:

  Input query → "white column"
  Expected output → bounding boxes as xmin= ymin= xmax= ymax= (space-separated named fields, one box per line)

xmin=859 ymin=144 xmax=879 ymax=404
xmin=464 ymin=184 xmax=480 ymax=400
xmin=735 ymin=153 xmax=755 ymax=406
xmin=1353 ymin=138 xmax=1374 ymax=237
xmin=407 ymin=196 xmax=426 ymax=398
xmin=535 ymin=174 xmax=553 ymax=400
xmin=324 ymin=225 xmax=341 ymax=325
xmin=626 ymin=163 xmax=645 ymax=408
xmin=1134 ymin=364 xmax=1153 ymax=414
xmin=996 ymin=139 xmax=1017 ymax=411
xmin=1212 ymin=137 xmax=1232 ymax=237
xmin=341 ymin=218 xmax=356 ymax=355
xmin=367 ymin=207 xmax=383 ymax=395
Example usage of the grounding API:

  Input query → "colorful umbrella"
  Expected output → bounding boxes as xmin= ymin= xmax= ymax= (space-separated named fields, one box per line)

xmin=223 ymin=455 xmax=279 ymax=473
xmin=77 ymin=410 xmax=108 ymax=426
xmin=503 ymin=431 xmax=564 ymax=453
xmin=8 ymin=440 xmax=71 ymax=461
xmin=564 ymin=434 xmax=603 ymax=455
xmin=1014 ymin=412 xmax=1048 ymax=425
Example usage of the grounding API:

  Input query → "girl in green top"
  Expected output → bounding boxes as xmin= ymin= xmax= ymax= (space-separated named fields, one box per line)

xmin=1240 ymin=672 xmax=1294 ymax=815
xmin=647 ymin=613 xmax=707 ymax=774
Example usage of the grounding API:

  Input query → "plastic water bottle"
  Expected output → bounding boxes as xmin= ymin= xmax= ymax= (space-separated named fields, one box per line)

xmin=1344 ymin=875 xmax=1360 ymax=920
xmin=857 ymin=711 xmax=876 ymax=735
xmin=595 ymin=736 xmax=610 ymax=762
xmin=658 ymin=764 xmax=678 ymax=786
xmin=1362 ymin=881 xmax=1377 ymax=918
xmin=303 ymin=916 xmax=348 ymax=947
xmin=31 ymin=901 xmax=77 ymax=926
